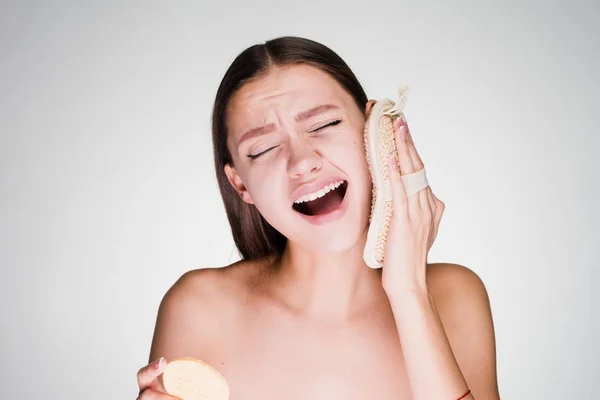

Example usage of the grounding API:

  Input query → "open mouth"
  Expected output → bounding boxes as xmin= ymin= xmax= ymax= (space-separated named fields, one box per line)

xmin=292 ymin=181 xmax=348 ymax=216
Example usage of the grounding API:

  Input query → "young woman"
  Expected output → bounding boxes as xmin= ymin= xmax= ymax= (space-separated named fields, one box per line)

xmin=136 ymin=36 xmax=500 ymax=400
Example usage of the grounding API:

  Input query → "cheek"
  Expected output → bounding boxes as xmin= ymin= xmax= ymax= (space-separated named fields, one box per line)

xmin=246 ymin=175 xmax=270 ymax=201
xmin=325 ymin=133 xmax=369 ymax=170
xmin=331 ymin=136 xmax=372 ymax=197
xmin=244 ymin=169 xmax=287 ymax=210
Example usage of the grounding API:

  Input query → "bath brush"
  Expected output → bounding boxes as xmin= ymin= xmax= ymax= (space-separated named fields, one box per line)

xmin=363 ymin=85 xmax=429 ymax=269
xmin=162 ymin=357 xmax=229 ymax=400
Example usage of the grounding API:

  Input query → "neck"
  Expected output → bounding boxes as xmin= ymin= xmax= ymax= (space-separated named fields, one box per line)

xmin=271 ymin=236 xmax=387 ymax=320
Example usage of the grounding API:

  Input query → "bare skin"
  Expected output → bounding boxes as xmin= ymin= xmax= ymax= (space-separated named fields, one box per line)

xmin=145 ymin=259 xmax=497 ymax=400
xmin=137 ymin=64 xmax=499 ymax=399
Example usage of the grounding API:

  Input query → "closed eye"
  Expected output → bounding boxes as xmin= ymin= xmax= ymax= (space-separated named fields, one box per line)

xmin=247 ymin=145 xmax=277 ymax=160
xmin=310 ymin=119 xmax=342 ymax=133
xmin=247 ymin=119 xmax=342 ymax=160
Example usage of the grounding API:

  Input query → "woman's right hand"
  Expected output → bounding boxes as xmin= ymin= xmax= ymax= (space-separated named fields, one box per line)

xmin=136 ymin=357 xmax=178 ymax=399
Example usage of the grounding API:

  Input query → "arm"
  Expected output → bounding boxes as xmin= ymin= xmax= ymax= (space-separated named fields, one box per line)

xmin=387 ymin=263 xmax=499 ymax=400
xmin=136 ymin=269 xmax=221 ymax=400
xmin=149 ymin=268 xmax=227 ymax=364
xmin=379 ymin=106 xmax=499 ymax=399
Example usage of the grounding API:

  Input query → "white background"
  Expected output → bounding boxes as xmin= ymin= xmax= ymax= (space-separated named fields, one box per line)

xmin=1 ymin=0 xmax=598 ymax=398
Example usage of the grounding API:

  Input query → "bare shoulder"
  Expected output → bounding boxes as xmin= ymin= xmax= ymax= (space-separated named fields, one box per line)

xmin=425 ymin=262 xmax=493 ymax=337
xmin=148 ymin=257 xmax=271 ymax=363
xmin=426 ymin=262 xmax=500 ymax=398
xmin=426 ymin=262 xmax=489 ymax=302
xmin=162 ymin=257 xmax=266 ymax=304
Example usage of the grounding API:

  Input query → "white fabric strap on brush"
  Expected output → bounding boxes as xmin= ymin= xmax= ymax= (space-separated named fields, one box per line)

xmin=402 ymin=168 xmax=428 ymax=196
xmin=382 ymin=85 xmax=410 ymax=117
xmin=380 ymin=168 xmax=429 ymax=199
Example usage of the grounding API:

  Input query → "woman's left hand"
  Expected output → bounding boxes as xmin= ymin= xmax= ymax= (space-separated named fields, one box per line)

xmin=381 ymin=117 xmax=445 ymax=294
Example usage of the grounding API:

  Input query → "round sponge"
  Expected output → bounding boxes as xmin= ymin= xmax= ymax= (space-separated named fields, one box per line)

xmin=162 ymin=357 xmax=229 ymax=400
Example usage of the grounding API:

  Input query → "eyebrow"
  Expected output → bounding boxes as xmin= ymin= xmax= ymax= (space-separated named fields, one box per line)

xmin=237 ymin=104 xmax=340 ymax=146
xmin=294 ymin=103 xmax=339 ymax=122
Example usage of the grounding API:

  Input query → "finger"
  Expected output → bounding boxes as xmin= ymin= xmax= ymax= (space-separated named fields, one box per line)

xmin=430 ymin=190 xmax=445 ymax=245
xmin=426 ymin=188 xmax=437 ymax=250
xmin=137 ymin=358 xmax=167 ymax=391
xmin=427 ymin=187 xmax=436 ymax=214
xmin=404 ymin=118 xmax=424 ymax=170
xmin=403 ymin=118 xmax=429 ymax=217
xmin=137 ymin=388 xmax=179 ymax=400
xmin=388 ymin=156 xmax=409 ymax=220
xmin=418 ymin=183 xmax=431 ymax=220
xmin=394 ymin=118 xmax=420 ymax=218
xmin=416 ymin=187 xmax=431 ymax=243
xmin=394 ymin=118 xmax=414 ymax=175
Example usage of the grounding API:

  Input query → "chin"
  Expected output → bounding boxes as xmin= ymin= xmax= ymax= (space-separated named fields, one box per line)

xmin=281 ymin=202 xmax=370 ymax=256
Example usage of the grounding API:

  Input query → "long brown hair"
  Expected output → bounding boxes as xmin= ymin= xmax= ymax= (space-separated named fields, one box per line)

xmin=212 ymin=36 xmax=369 ymax=261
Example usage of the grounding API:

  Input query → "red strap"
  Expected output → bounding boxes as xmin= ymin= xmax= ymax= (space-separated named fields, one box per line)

xmin=456 ymin=389 xmax=471 ymax=400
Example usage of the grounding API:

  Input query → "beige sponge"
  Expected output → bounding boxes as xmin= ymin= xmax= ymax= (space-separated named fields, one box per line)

xmin=162 ymin=357 xmax=229 ymax=400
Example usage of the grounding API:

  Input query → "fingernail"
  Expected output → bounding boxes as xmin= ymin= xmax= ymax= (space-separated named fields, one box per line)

xmin=399 ymin=126 xmax=407 ymax=141
xmin=395 ymin=117 xmax=406 ymax=139
xmin=154 ymin=357 xmax=164 ymax=369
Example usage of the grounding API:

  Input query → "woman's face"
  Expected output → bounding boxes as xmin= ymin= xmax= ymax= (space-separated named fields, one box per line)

xmin=224 ymin=64 xmax=373 ymax=253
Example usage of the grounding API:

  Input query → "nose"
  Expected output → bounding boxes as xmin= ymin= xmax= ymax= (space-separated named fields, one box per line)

xmin=287 ymin=139 xmax=322 ymax=179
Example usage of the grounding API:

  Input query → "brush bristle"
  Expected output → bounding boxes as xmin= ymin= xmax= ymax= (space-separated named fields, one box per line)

xmin=374 ymin=113 xmax=398 ymax=263
xmin=364 ymin=103 xmax=401 ymax=266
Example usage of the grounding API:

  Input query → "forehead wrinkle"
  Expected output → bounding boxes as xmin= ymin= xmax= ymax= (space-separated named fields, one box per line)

xmin=235 ymin=106 xmax=284 ymax=147
xmin=229 ymin=74 xmax=348 ymax=149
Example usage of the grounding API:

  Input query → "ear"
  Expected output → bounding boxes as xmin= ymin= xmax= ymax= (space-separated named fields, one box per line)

xmin=365 ymin=100 xmax=377 ymax=120
xmin=224 ymin=163 xmax=254 ymax=204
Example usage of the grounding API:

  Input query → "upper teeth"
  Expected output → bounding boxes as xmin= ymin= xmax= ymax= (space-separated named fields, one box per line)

xmin=294 ymin=180 xmax=344 ymax=204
